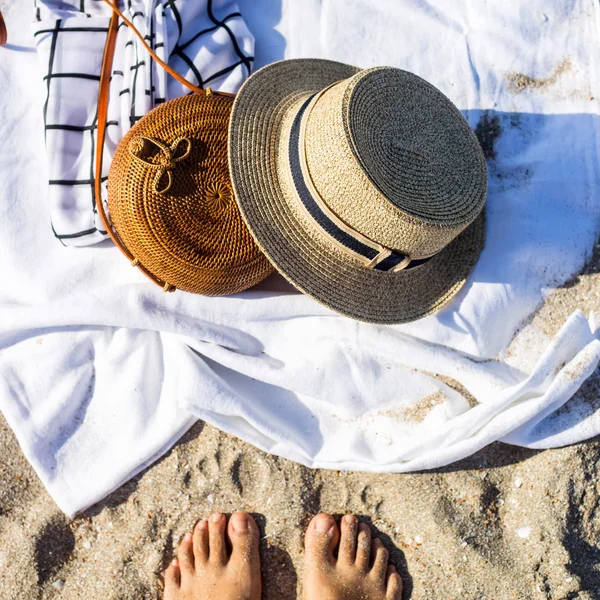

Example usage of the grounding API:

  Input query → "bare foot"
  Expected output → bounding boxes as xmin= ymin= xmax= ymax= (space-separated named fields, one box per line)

xmin=163 ymin=512 xmax=262 ymax=600
xmin=303 ymin=513 xmax=403 ymax=600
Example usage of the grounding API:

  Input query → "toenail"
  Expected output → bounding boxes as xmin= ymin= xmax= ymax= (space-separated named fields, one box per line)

xmin=184 ymin=533 xmax=193 ymax=543
xmin=210 ymin=513 xmax=222 ymax=523
xmin=231 ymin=514 xmax=249 ymax=533
xmin=172 ymin=558 xmax=179 ymax=566
xmin=343 ymin=514 xmax=357 ymax=525
xmin=315 ymin=516 xmax=334 ymax=533
xmin=196 ymin=520 xmax=208 ymax=531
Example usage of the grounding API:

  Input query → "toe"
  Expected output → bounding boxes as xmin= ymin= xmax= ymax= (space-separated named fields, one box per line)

xmin=304 ymin=513 xmax=340 ymax=565
xmin=355 ymin=523 xmax=371 ymax=570
xmin=163 ymin=559 xmax=180 ymax=596
xmin=193 ymin=519 xmax=209 ymax=564
xmin=370 ymin=537 xmax=390 ymax=582
xmin=227 ymin=513 xmax=262 ymax=597
xmin=227 ymin=512 xmax=260 ymax=559
xmin=386 ymin=565 xmax=403 ymax=600
xmin=177 ymin=533 xmax=195 ymax=573
xmin=208 ymin=513 xmax=228 ymax=565
xmin=338 ymin=514 xmax=359 ymax=564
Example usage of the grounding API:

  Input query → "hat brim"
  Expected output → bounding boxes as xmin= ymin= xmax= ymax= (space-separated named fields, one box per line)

xmin=228 ymin=59 xmax=485 ymax=324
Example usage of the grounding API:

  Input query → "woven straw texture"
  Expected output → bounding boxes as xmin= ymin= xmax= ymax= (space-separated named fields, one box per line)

xmin=108 ymin=93 xmax=273 ymax=296
xmin=228 ymin=59 xmax=487 ymax=324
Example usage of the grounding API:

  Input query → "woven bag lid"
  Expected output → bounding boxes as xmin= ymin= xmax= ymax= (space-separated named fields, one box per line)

xmin=107 ymin=91 xmax=273 ymax=296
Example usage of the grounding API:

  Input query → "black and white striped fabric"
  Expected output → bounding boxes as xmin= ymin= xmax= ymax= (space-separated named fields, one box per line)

xmin=33 ymin=0 xmax=254 ymax=247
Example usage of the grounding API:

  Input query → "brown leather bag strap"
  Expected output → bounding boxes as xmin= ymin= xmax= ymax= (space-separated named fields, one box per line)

xmin=0 ymin=10 xmax=8 ymax=46
xmin=94 ymin=12 xmax=176 ymax=290
xmin=102 ymin=0 xmax=209 ymax=95
xmin=95 ymin=2 xmax=237 ymax=290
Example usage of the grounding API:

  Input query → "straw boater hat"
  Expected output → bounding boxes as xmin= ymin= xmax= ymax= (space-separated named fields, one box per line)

xmin=228 ymin=60 xmax=487 ymax=323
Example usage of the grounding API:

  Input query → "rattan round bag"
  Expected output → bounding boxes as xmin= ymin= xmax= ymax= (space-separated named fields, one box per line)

xmin=96 ymin=0 xmax=272 ymax=295
xmin=107 ymin=91 xmax=273 ymax=295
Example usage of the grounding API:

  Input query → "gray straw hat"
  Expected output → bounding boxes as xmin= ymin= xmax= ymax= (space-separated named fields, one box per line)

xmin=228 ymin=59 xmax=487 ymax=324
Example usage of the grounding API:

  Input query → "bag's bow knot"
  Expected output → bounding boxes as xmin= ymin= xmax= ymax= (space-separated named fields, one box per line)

xmin=128 ymin=136 xmax=192 ymax=194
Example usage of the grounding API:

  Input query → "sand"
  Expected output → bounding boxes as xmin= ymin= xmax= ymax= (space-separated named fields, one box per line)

xmin=1 ymin=244 xmax=598 ymax=600
xmin=507 ymin=59 xmax=573 ymax=94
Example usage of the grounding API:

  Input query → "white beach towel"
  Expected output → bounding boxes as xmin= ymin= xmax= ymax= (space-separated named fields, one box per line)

xmin=0 ymin=0 xmax=599 ymax=517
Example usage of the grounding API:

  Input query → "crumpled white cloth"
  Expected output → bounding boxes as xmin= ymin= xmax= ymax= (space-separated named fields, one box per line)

xmin=33 ymin=0 xmax=254 ymax=245
xmin=0 ymin=0 xmax=599 ymax=517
